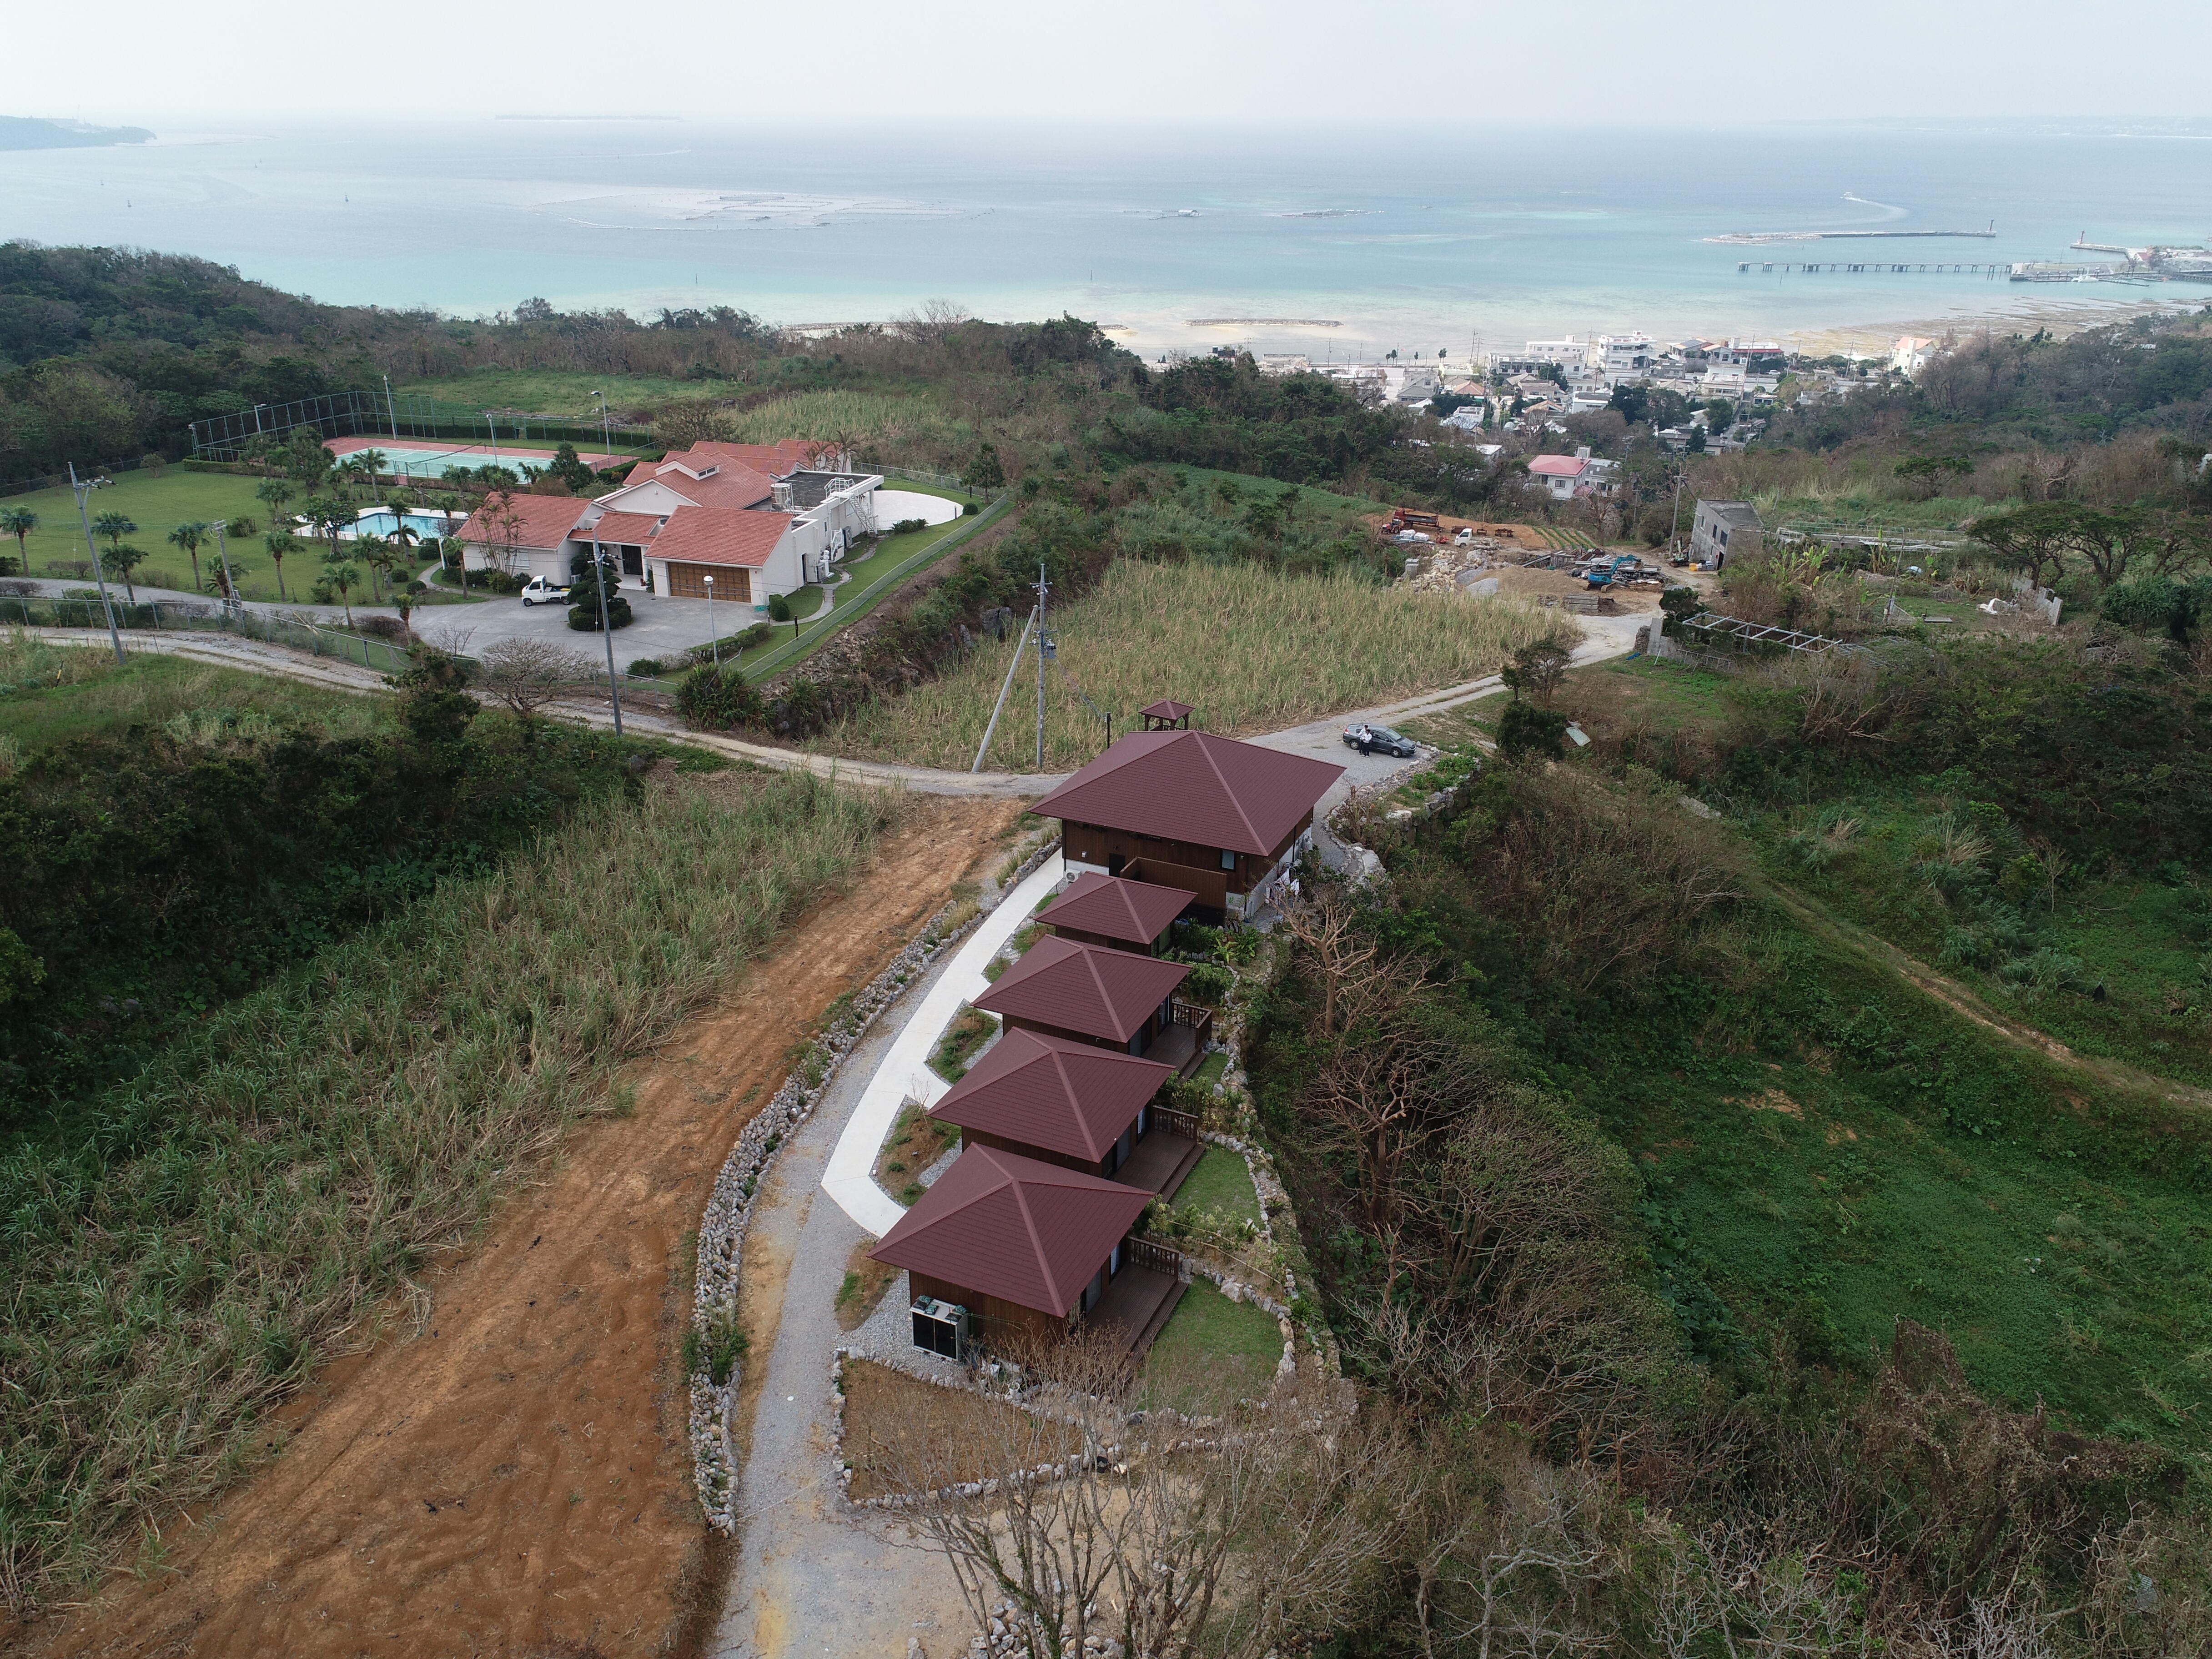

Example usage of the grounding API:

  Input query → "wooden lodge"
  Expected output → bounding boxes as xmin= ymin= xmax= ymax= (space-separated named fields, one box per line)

xmin=927 ymin=1027 xmax=1201 ymax=1199
xmin=1034 ymin=870 xmax=1192 ymax=956
xmin=871 ymin=1145 xmax=1186 ymax=1357
xmin=1032 ymin=716 xmax=1344 ymax=922
xmin=971 ymin=935 xmax=1214 ymax=1079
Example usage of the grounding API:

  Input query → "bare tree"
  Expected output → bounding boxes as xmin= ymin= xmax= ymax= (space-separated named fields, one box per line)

xmin=478 ymin=637 xmax=592 ymax=720
xmin=867 ymin=1342 xmax=1416 ymax=1659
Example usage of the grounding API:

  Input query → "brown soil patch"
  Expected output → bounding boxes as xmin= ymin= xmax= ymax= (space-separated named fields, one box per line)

xmin=18 ymin=794 xmax=1022 ymax=1659
xmin=1733 ymin=1088 xmax=1805 ymax=1119
xmin=839 ymin=1361 xmax=1060 ymax=1504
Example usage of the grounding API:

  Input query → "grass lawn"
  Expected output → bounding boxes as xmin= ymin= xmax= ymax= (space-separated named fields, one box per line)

xmin=1145 ymin=1280 xmax=1283 ymax=1404
xmin=825 ymin=560 xmax=1558 ymax=771
xmin=1167 ymin=465 xmax=1391 ymax=517
xmin=875 ymin=1101 xmax=960 ymax=1204
xmin=2 ymin=469 xmax=272 ymax=592
xmin=737 ymin=503 xmax=985 ymax=682
xmin=1171 ymin=1146 xmax=1262 ymax=1229
xmin=0 ymin=637 xmax=386 ymax=754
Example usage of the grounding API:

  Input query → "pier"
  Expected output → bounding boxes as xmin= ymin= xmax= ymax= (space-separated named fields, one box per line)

xmin=1737 ymin=261 xmax=2001 ymax=275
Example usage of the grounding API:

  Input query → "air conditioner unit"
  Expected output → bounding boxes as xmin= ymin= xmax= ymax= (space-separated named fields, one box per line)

xmin=910 ymin=1297 xmax=968 ymax=1360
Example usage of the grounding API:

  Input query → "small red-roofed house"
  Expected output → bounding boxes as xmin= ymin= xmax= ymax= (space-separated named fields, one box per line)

xmin=870 ymin=1144 xmax=1185 ymax=1356
xmin=1035 ymin=871 xmax=1191 ymax=956
xmin=927 ymin=1026 xmax=1198 ymax=1196
xmin=973 ymin=935 xmax=1214 ymax=1077
xmin=1033 ymin=724 xmax=1343 ymax=921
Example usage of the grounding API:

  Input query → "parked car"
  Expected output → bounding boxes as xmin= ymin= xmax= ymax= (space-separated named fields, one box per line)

xmin=1341 ymin=723 xmax=1417 ymax=758
xmin=519 ymin=576 xmax=572 ymax=606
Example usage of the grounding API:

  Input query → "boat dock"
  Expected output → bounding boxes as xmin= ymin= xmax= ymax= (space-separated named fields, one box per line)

xmin=1738 ymin=261 xmax=2003 ymax=275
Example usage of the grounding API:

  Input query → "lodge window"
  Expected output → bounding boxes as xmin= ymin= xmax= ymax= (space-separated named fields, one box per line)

xmin=1219 ymin=850 xmax=1236 ymax=871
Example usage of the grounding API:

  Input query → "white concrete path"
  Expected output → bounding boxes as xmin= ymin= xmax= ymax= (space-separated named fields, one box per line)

xmin=818 ymin=853 xmax=1066 ymax=1235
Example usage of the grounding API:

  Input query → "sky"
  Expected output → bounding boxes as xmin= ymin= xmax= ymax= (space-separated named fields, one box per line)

xmin=17 ymin=0 xmax=2212 ymax=127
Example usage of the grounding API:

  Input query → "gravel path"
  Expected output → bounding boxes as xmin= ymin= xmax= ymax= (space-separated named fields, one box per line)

xmin=707 ymin=941 xmax=975 ymax=1659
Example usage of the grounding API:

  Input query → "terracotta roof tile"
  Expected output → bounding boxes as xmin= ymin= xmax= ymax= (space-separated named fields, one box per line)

xmin=928 ymin=1028 xmax=1172 ymax=1161
xmin=1032 ymin=730 xmax=1343 ymax=857
xmin=585 ymin=510 xmax=662 ymax=543
xmin=455 ymin=494 xmax=588 ymax=549
xmin=870 ymin=1145 xmax=1152 ymax=1317
xmin=646 ymin=507 xmax=791 ymax=568
xmin=972 ymin=935 xmax=1187 ymax=1044
xmin=1036 ymin=873 xmax=1190 ymax=950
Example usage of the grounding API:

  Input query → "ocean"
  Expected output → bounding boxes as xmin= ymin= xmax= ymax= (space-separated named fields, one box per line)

xmin=2 ymin=118 xmax=2206 ymax=359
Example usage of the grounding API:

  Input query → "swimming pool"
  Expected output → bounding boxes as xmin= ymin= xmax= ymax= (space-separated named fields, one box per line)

xmin=327 ymin=442 xmax=622 ymax=480
xmin=352 ymin=506 xmax=464 ymax=539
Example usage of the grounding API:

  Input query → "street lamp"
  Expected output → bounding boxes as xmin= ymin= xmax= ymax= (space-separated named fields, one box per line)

xmin=592 ymin=389 xmax=611 ymax=462
xmin=704 ymin=573 xmax=717 ymax=667
xmin=68 ymin=463 xmax=126 ymax=664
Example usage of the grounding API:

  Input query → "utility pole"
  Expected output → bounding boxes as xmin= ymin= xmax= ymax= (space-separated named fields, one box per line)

xmin=69 ymin=463 xmax=126 ymax=664
xmin=383 ymin=374 xmax=399 ymax=439
xmin=484 ymin=411 xmax=501 ymax=467
xmin=593 ymin=389 xmax=612 ymax=461
xmin=593 ymin=532 xmax=623 ymax=737
xmin=1669 ymin=464 xmax=1687 ymax=558
xmin=1033 ymin=561 xmax=1049 ymax=772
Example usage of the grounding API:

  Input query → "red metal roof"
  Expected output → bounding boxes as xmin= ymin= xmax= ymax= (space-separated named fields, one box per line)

xmin=1036 ymin=872 xmax=1190 ymax=949
xmin=870 ymin=1144 xmax=1152 ymax=1317
xmin=1032 ymin=730 xmax=1343 ymax=857
xmin=646 ymin=507 xmax=792 ymax=568
xmin=456 ymin=494 xmax=588 ymax=550
xmin=928 ymin=1028 xmax=1173 ymax=1162
xmin=1138 ymin=698 xmax=1194 ymax=720
xmin=1528 ymin=454 xmax=1590 ymax=476
xmin=972 ymin=935 xmax=1188 ymax=1044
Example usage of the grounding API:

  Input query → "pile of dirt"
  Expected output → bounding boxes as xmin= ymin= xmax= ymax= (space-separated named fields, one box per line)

xmin=14 ymin=793 xmax=1023 ymax=1659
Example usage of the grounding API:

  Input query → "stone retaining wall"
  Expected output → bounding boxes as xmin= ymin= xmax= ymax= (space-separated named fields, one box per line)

xmin=687 ymin=839 xmax=1058 ymax=1533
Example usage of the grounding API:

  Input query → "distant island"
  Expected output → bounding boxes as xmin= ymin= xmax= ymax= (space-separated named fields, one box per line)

xmin=0 ymin=116 xmax=154 ymax=151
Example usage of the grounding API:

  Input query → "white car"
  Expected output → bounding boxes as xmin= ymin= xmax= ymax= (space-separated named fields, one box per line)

xmin=518 ymin=576 xmax=572 ymax=607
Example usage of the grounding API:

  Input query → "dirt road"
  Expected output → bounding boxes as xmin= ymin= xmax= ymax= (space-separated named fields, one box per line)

xmin=16 ymin=794 xmax=1022 ymax=1659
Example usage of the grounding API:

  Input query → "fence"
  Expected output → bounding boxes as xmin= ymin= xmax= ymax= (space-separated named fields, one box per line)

xmin=0 ymin=593 xmax=419 ymax=674
xmin=188 ymin=389 xmax=654 ymax=461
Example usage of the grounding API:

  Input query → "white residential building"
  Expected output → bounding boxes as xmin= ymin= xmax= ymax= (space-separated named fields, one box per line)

xmin=1594 ymin=332 xmax=1655 ymax=384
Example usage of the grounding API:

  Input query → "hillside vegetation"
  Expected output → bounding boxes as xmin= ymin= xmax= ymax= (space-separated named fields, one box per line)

xmin=0 ymin=761 xmax=888 ymax=1608
xmin=825 ymin=559 xmax=1554 ymax=770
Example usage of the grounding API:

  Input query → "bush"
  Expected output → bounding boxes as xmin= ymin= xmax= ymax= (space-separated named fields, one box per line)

xmin=962 ymin=501 xmax=979 ymax=516
xmin=626 ymin=657 xmax=664 ymax=678
xmin=767 ymin=592 xmax=792 ymax=623
xmin=357 ymin=615 xmax=404 ymax=639
xmin=890 ymin=517 xmax=928 ymax=536
xmin=735 ymin=620 xmax=773 ymax=651
xmin=1496 ymin=699 xmax=1569 ymax=762
xmin=477 ymin=570 xmax=525 ymax=596
xmin=675 ymin=662 xmax=766 ymax=729
xmin=567 ymin=595 xmax=634 ymax=630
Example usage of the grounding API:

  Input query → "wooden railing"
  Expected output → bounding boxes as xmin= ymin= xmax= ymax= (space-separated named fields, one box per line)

xmin=1125 ymin=1237 xmax=1189 ymax=1282
xmin=1152 ymin=1106 xmax=1201 ymax=1141
xmin=1167 ymin=1001 xmax=1214 ymax=1046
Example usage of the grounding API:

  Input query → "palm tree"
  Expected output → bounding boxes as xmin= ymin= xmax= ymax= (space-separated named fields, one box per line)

xmin=102 ymin=543 xmax=149 ymax=603
xmin=352 ymin=449 xmax=390 ymax=503
xmin=256 ymin=477 xmax=297 ymax=538
xmin=167 ymin=520 xmax=210 ymax=592
xmin=317 ymin=558 xmax=362 ymax=628
xmin=354 ymin=533 xmax=396 ymax=603
xmin=394 ymin=578 xmax=423 ymax=642
xmin=92 ymin=510 xmax=137 ymax=557
xmin=264 ymin=531 xmax=298 ymax=600
xmin=0 ymin=507 xmax=35 ymax=577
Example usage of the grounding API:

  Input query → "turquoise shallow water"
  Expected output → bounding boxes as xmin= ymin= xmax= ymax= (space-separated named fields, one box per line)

xmin=4 ymin=119 xmax=2205 ymax=356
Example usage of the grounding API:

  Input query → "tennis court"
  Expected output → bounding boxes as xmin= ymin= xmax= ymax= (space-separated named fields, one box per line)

xmin=324 ymin=437 xmax=626 ymax=479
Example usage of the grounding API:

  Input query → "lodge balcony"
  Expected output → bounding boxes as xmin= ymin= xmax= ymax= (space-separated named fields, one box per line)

xmin=1146 ymin=1000 xmax=1215 ymax=1081
xmin=1082 ymin=1237 xmax=1189 ymax=1360
xmin=1107 ymin=1105 xmax=1205 ymax=1202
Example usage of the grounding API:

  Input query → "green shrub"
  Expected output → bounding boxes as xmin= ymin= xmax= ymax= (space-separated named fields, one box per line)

xmin=767 ymin=592 xmax=792 ymax=623
xmin=626 ymin=657 xmax=663 ymax=677
xmin=567 ymin=594 xmax=633 ymax=630
xmin=675 ymin=662 xmax=766 ymax=729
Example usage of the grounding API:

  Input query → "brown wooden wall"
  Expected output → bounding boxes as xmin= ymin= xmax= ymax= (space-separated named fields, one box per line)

xmin=1046 ymin=923 xmax=1165 ymax=956
xmin=1058 ymin=814 xmax=1311 ymax=902
xmin=909 ymin=1271 xmax=1068 ymax=1348
xmin=960 ymin=1126 xmax=1120 ymax=1181
xmin=1005 ymin=1011 xmax=1159 ymax=1054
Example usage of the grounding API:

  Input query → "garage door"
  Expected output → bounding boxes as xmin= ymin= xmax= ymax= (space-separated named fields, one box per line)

xmin=665 ymin=563 xmax=749 ymax=601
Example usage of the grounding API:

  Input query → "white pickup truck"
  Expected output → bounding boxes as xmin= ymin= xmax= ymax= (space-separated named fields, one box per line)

xmin=518 ymin=576 xmax=572 ymax=606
